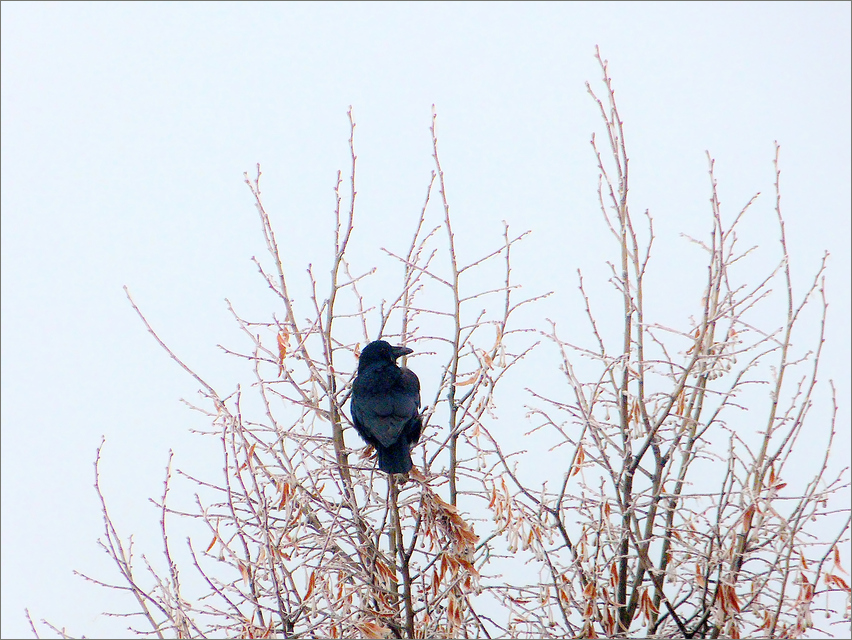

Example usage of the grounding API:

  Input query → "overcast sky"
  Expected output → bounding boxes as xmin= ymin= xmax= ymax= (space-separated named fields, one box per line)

xmin=2 ymin=2 xmax=850 ymax=638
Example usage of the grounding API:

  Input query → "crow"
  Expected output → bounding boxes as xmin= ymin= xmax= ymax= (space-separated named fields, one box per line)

xmin=350 ymin=340 xmax=422 ymax=474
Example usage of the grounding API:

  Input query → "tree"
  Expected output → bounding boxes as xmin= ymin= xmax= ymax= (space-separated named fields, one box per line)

xmin=29 ymin=48 xmax=850 ymax=639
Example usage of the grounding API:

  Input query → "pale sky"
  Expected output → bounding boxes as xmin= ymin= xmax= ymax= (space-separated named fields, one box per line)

xmin=2 ymin=2 xmax=850 ymax=638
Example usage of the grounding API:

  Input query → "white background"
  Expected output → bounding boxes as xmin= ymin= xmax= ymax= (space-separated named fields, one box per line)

xmin=2 ymin=2 xmax=849 ymax=638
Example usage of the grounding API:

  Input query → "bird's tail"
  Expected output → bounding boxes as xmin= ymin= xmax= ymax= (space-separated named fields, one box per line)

xmin=377 ymin=440 xmax=413 ymax=475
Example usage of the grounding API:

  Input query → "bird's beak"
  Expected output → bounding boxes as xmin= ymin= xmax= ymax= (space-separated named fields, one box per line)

xmin=392 ymin=345 xmax=414 ymax=359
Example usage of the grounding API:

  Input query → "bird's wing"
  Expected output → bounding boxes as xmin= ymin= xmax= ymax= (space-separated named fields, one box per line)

xmin=400 ymin=367 xmax=421 ymax=401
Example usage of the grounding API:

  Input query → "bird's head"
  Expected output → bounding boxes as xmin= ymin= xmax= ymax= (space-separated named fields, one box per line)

xmin=358 ymin=340 xmax=413 ymax=370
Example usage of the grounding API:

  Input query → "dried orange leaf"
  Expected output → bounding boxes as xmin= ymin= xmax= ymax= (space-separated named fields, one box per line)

xmin=572 ymin=445 xmax=585 ymax=476
xmin=277 ymin=330 xmax=289 ymax=377
xmin=825 ymin=573 xmax=849 ymax=591
xmin=239 ymin=561 xmax=251 ymax=586
xmin=455 ymin=372 xmax=479 ymax=386
xmin=278 ymin=482 xmax=291 ymax=510
xmin=304 ymin=570 xmax=316 ymax=600
xmin=742 ymin=504 xmax=756 ymax=531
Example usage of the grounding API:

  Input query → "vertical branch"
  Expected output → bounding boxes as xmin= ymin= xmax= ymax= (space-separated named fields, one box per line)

xmin=753 ymin=141 xmax=793 ymax=493
xmin=401 ymin=172 xmax=436 ymax=348
xmin=326 ymin=108 xmax=358 ymax=500
xmin=390 ymin=479 xmax=415 ymax=638
xmin=590 ymin=48 xmax=635 ymax=630
xmin=431 ymin=106 xmax=462 ymax=506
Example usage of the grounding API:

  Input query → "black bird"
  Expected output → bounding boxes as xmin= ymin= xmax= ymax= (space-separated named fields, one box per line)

xmin=350 ymin=340 xmax=422 ymax=474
